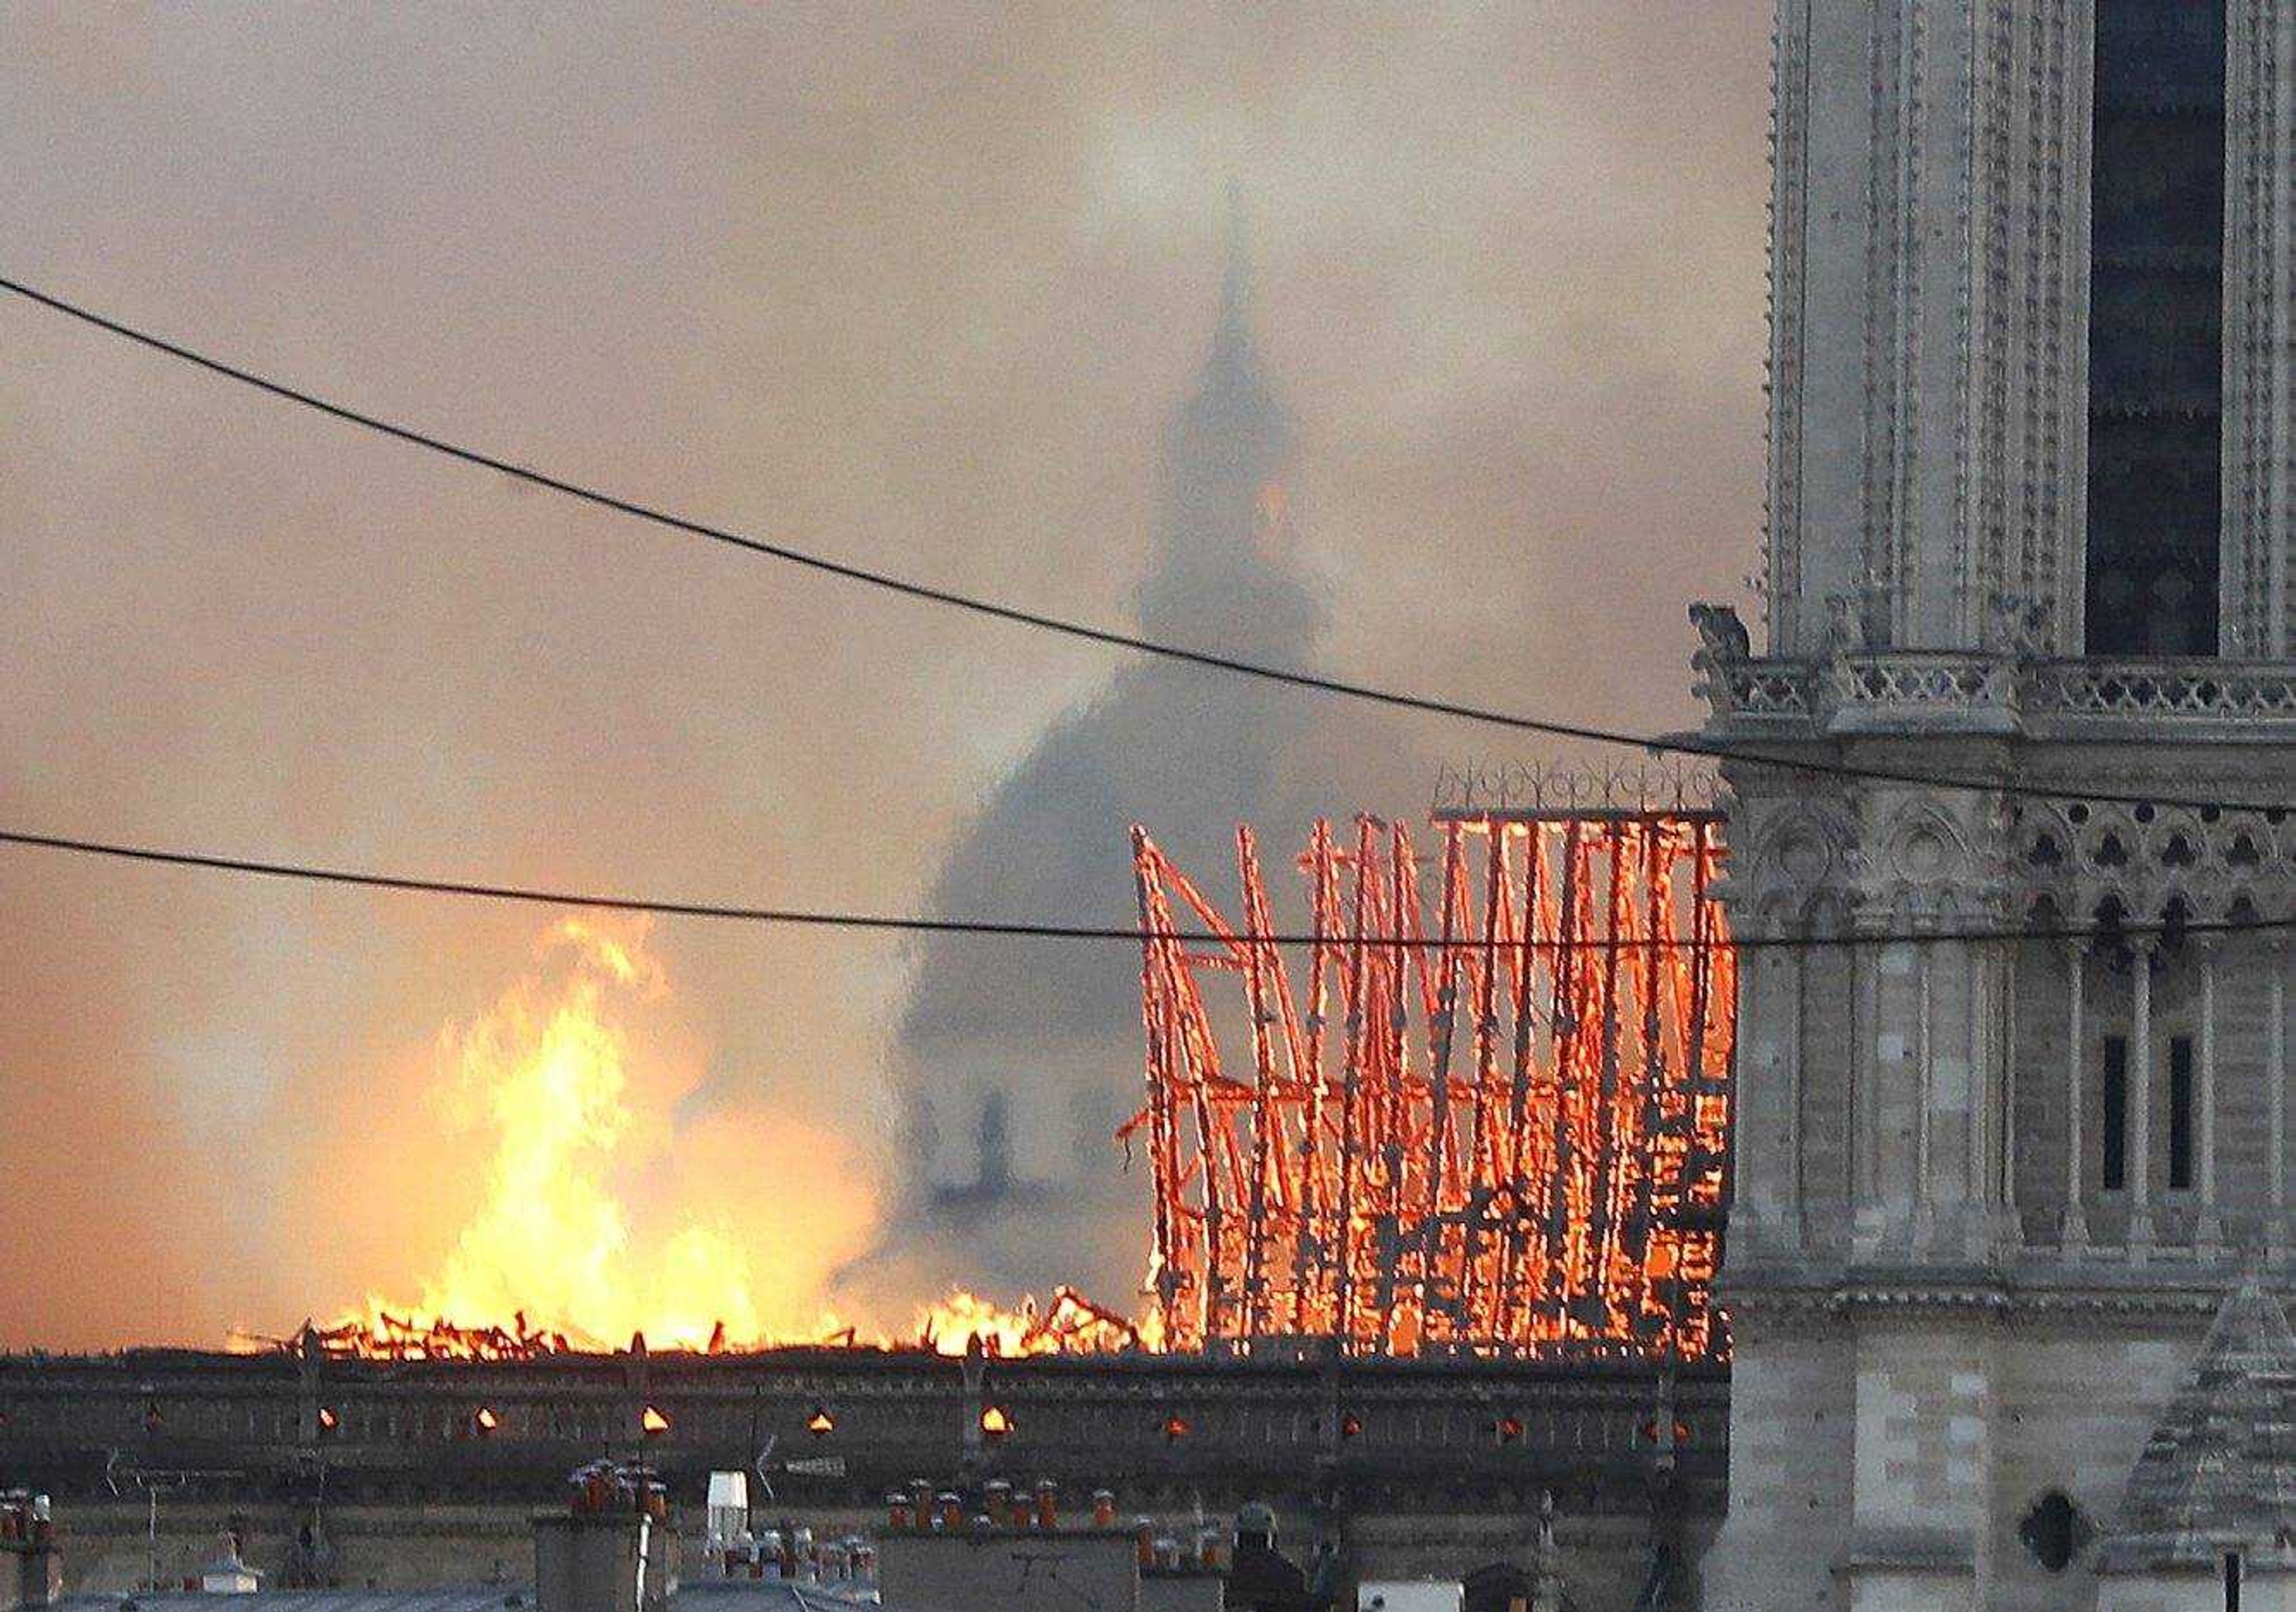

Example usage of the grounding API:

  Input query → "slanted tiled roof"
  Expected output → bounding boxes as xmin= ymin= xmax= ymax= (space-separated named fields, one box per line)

xmin=51 ymin=1584 xmax=879 ymax=1612
xmin=677 ymin=1580 xmax=878 ymax=1611
xmin=2102 ymin=1278 xmax=2296 ymax=1570
xmin=55 ymin=1593 xmax=526 ymax=1612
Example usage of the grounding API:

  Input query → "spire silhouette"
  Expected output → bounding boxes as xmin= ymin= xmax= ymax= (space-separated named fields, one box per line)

xmin=1169 ymin=181 xmax=1284 ymax=468
xmin=1216 ymin=179 xmax=1251 ymax=352
xmin=877 ymin=172 xmax=1329 ymax=1315
xmin=1142 ymin=180 xmax=1305 ymax=643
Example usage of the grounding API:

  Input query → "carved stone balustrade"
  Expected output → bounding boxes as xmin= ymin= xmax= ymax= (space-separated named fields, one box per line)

xmin=1699 ymin=654 xmax=2296 ymax=743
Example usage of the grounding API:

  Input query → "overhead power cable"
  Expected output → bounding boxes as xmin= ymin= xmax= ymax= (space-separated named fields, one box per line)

xmin=0 ymin=822 xmax=2285 ymax=954
xmin=3 ymin=273 xmax=2290 ymax=817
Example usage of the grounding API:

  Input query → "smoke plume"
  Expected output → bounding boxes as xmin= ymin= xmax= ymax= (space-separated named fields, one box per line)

xmin=0 ymin=5 xmax=1771 ymax=1348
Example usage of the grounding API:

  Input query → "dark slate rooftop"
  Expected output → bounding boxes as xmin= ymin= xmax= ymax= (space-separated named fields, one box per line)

xmin=54 ymin=1595 xmax=528 ymax=1612
xmin=51 ymin=1585 xmax=879 ymax=1612
xmin=2102 ymin=1278 xmax=2296 ymax=1571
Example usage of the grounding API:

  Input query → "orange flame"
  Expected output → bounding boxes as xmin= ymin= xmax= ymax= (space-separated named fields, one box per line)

xmin=912 ymin=1286 xmax=1143 ymax=1357
xmin=304 ymin=917 xmax=1149 ymax=1363
xmin=333 ymin=920 xmax=781 ymax=1352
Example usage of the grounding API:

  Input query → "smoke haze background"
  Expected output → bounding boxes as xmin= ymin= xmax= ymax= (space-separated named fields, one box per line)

xmin=0 ymin=3 xmax=1768 ymax=1346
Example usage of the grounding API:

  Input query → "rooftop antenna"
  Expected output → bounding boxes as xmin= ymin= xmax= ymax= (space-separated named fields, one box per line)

xmin=106 ymin=1454 xmax=236 ymax=1592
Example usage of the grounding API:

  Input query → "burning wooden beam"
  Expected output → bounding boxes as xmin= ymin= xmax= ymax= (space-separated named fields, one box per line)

xmin=1126 ymin=807 xmax=1735 ymax=1361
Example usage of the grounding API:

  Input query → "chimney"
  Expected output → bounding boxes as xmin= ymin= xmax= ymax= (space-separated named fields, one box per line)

xmin=536 ymin=1466 xmax=677 ymax=1612
xmin=2 ymin=1494 xmax=60 ymax=1612
xmin=4 ymin=1542 xmax=61 ymax=1612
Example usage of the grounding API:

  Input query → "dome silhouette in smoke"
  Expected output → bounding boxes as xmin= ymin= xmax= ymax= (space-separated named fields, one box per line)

xmin=868 ymin=205 xmax=1336 ymax=1306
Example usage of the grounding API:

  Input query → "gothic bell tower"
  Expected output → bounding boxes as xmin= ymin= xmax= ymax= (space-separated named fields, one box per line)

xmin=1698 ymin=3 xmax=2296 ymax=1608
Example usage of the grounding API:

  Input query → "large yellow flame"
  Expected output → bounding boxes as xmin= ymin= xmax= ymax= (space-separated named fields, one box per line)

xmin=349 ymin=919 xmax=762 ymax=1351
xmin=319 ymin=917 xmax=1144 ymax=1360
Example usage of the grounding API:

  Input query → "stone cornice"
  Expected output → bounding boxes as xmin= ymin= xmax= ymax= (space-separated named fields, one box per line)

xmin=1723 ymin=1265 xmax=2249 ymax=1324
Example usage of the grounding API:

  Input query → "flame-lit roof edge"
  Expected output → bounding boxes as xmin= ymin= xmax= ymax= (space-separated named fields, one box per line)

xmin=0 ymin=1342 xmax=1727 ymax=1380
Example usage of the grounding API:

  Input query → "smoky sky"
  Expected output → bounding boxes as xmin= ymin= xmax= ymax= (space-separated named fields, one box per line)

xmin=0 ymin=3 xmax=1770 ymax=1347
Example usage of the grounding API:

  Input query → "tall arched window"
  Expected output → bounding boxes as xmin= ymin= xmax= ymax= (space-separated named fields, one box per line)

xmin=2085 ymin=0 xmax=2227 ymax=657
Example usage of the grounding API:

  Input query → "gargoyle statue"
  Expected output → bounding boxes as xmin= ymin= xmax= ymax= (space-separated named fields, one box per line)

xmin=1687 ymin=602 xmax=1751 ymax=667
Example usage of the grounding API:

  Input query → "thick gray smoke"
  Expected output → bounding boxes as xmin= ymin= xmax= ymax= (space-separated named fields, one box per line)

xmin=862 ymin=242 xmax=1344 ymax=1311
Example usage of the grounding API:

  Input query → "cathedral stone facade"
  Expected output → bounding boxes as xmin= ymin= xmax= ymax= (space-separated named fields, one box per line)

xmin=1698 ymin=2 xmax=2296 ymax=1608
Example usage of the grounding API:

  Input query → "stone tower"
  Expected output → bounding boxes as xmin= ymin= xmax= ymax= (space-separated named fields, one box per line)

xmin=1697 ymin=3 xmax=2296 ymax=1608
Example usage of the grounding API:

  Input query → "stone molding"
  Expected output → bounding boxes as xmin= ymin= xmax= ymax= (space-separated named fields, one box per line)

xmin=1723 ymin=1269 xmax=2247 ymax=1326
xmin=2223 ymin=0 xmax=2294 ymax=657
xmin=1699 ymin=652 xmax=2296 ymax=735
xmin=1723 ymin=784 xmax=2015 ymax=931
xmin=1764 ymin=0 xmax=1809 ymax=652
xmin=2010 ymin=796 xmax=2296 ymax=926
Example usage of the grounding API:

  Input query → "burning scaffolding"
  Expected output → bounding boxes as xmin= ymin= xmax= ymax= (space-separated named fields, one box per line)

xmin=1126 ymin=789 xmax=1735 ymax=1362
